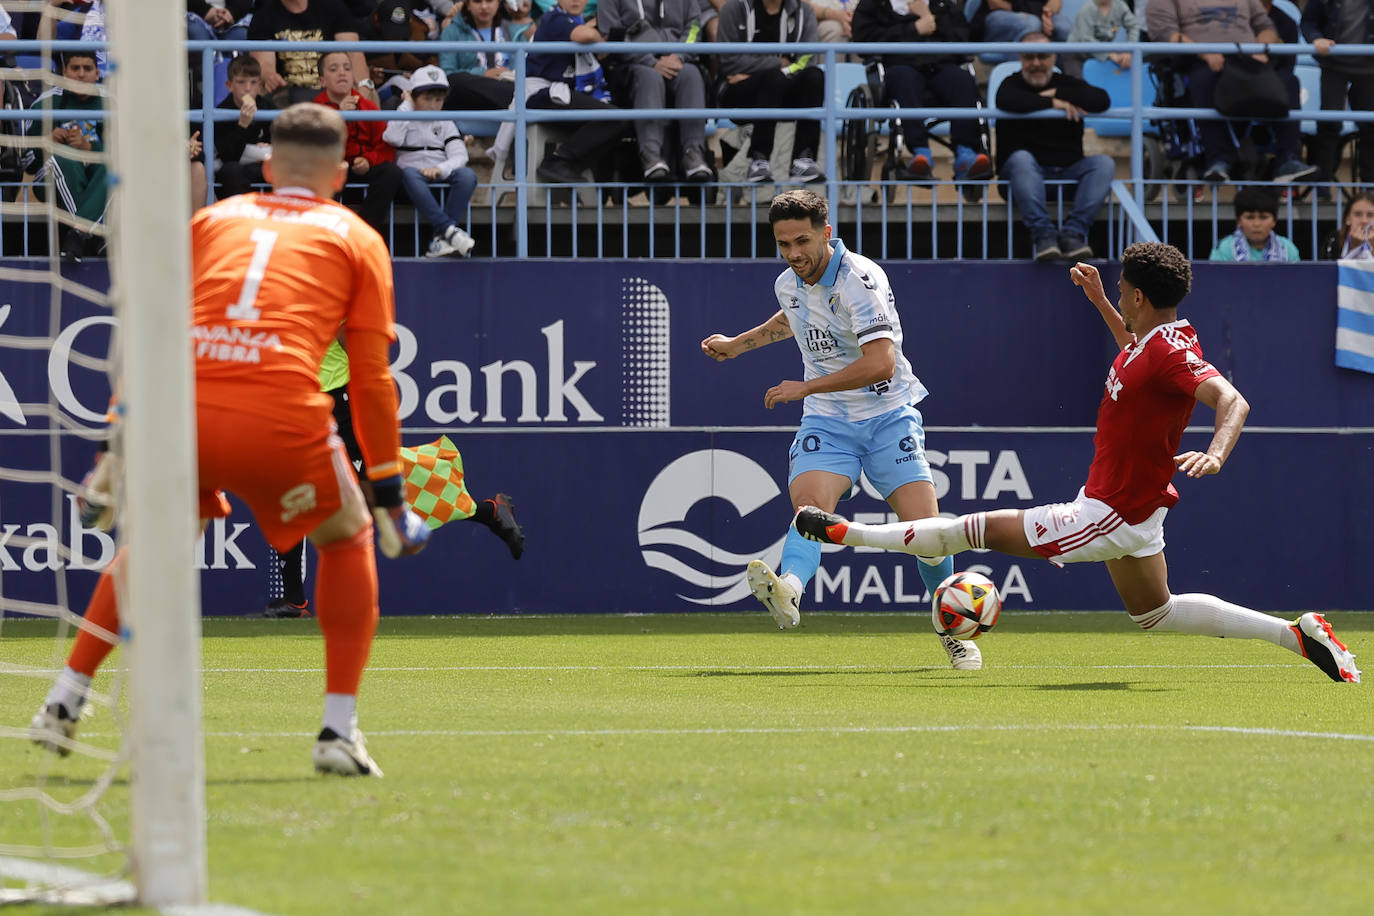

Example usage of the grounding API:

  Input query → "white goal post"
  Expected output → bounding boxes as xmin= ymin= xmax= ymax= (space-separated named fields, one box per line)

xmin=105 ymin=0 xmax=206 ymax=906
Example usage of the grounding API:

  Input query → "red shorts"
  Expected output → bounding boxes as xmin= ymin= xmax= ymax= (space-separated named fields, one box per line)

xmin=196 ymin=403 xmax=357 ymax=551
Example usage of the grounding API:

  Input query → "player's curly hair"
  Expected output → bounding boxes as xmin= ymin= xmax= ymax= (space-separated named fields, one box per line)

xmin=769 ymin=189 xmax=828 ymax=229
xmin=1120 ymin=242 xmax=1191 ymax=311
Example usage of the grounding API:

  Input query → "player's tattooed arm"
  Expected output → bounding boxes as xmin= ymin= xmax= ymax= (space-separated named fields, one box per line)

xmin=701 ymin=310 xmax=793 ymax=361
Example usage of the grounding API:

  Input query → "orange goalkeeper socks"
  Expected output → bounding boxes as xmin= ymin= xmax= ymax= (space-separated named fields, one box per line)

xmin=313 ymin=523 xmax=379 ymax=697
xmin=67 ymin=551 xmax=123 ymax=678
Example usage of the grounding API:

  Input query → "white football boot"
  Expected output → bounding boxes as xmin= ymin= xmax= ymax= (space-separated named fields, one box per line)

xmin=30 ymin=702 xmax=80 ymax=757
xmin=939 ymin=634 xmax=982 ymax=671
xmin=313 ymin=727 xmax=385 ymax=777
xmin=1290 ymin=613 xmax=1360 ymax=683
xmin=746 ymin=560 xmax=800 ymax=629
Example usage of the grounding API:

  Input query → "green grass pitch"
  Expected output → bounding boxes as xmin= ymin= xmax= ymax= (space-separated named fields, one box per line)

xmin=2 ymin=611 xmax=1373 ymax=915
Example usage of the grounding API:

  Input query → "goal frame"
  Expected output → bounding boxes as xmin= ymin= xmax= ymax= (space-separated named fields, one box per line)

xmin=104 ymin=1 xmax=206 ymax=906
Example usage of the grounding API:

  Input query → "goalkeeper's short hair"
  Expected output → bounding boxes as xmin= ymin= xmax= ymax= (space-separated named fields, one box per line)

xmin=271 ymin=103 xmax=346 ymax=157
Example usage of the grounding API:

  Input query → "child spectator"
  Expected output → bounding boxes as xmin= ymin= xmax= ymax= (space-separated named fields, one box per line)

xmin=382 ymin=65 xmax=478 ymax=257
xmin=1208 ymin=187 xmax=1301 ymax=262
xmin=313 ymin=50 xmax=404 ymax=236
xmin=1321 ymin=191 xmax=1374 ymax=260
xmin=1062 ymin=0 xmax=1137 ymax=78
xmin=215 ymin=55 xmax=276 ymax=198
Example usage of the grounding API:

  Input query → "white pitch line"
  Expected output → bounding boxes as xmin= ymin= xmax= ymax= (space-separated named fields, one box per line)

xmin=66 ymin=723 xmax=1374 ymax=743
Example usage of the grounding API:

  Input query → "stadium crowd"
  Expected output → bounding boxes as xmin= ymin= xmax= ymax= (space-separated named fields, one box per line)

xmin=2 ymin=0 xmax=1373 ymax=260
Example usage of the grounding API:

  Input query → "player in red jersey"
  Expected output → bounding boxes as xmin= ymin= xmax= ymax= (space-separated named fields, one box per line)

xmin=795 ymin=242 xmax=1360 ymax=683
xmin=31 ymin=104 xmax=432 ymax=775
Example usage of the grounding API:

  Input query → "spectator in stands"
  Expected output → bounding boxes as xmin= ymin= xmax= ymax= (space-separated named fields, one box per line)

xmin=852 ymin=0 xmax=992 ymax=183
xmin=1321 ymin=191 xmax=1374 ymax=259
xmin=1061 ymin=0 xmax=1137 ymax=78
xmin=438 ymin=0 xmax=533 ymax=110
xmin=188 ymin=130 xmax=210 ymax=214
xmin=975 ymin=0 xmax=1073 ymax=45
xmin=535 ymin=0 xmax=600 ymax=18
xmin=23 ymin=50 xmax=106 ymax=261
xmin=382 ymin=64 xmax=479 ymax=257
xmin=600 ymin=0 xmax=715 ymax=181
xmin=215 ymin=55 xmax=276 ymax=198
xmin=186 ymin=1 xmax=253 ymax=43
xmin=806 ymin=0 xmax=853 ymax=43
xmin=438 ymin=0 xmax=535 ymax=173
xmin=1208 ymin=186 xmax=1301 ymax=261
xmin=716 ymin=0 xmax=826 ymax=183
xmin=0 ymin=3 xmax=14 ymax=43
xmin=526 ymin=0 xmax=629 ymax=184
xmin=994 ymin=33 xmax=1113 ymax=261
xmin=313 ymin=50 xmax=404 ymax=233
xmin=1146 ymin=0 xmax=1316 ymax=185
xmin=361 ymin=0 xmax=437 ymax=103
xmin=1301 ymin=0 xmax=1374 ymax=187
xmin=37 ymin=1 xmax=97 ymax=57
xmin=250 ymin=0 xmax=374 ymax=106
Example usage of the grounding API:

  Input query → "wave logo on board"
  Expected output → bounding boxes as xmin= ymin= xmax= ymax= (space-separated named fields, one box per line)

xmin=637 ymin=449 xmax=786 ymax=605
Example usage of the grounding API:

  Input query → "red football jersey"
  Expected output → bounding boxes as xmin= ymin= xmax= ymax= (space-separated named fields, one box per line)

xmin=1083 ymin=320 xmax=1222 ymax=524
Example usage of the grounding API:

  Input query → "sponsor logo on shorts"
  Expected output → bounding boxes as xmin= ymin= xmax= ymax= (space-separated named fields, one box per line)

xmin=280 ymin=483 xmax=317 ymax=523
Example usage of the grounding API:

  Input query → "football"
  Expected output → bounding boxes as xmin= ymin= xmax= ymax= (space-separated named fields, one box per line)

xmin=931 ymin=572 xmax=1002 ymax=640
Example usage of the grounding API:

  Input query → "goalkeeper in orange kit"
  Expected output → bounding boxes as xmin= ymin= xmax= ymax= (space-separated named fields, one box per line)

xmin=32 ymin=103 xmax=430 ymax=777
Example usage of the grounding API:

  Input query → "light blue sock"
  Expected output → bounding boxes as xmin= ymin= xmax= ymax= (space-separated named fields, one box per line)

xmin=779 ymin=527 xmax=823 ymax=589
xmin=916 ymin=555 xmax=954 ymax=599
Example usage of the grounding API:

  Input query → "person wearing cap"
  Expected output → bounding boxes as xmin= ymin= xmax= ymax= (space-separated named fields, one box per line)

xmin=382 ymin=64 xmax=479 ymax=257
xmin=362 ymin=0 xmax=438 ymax=99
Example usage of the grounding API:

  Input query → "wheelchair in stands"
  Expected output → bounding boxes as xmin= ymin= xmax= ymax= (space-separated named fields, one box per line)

xmin=835 ymin=58 xmax=991 ymax=203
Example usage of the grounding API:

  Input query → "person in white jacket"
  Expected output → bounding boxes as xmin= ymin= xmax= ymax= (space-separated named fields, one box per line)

xmin=383 ymin=65 xmax=478 ymax=257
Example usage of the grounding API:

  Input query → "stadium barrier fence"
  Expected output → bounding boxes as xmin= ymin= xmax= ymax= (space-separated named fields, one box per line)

xmin=3 ymin=38 xmax=1374 ymax=257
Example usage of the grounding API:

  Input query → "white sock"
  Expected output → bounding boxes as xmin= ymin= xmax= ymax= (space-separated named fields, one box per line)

xmin=45 ymin=667 xmax=91 ymax=713
xmin=1130 ymin=594 xmax=1300 ymax=653
xmin=322 ymin=693 xmax=357 ymax=737
xmin=844 ymin=513 xmax=982 ymax=557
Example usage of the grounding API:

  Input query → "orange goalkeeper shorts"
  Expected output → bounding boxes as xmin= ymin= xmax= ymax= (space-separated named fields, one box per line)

xmin=196 ymin=403 xmax=357 ymax=551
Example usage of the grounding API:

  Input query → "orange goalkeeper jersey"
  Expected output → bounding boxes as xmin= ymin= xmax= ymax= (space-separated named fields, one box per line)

xmin=191 ymin=189 xmax=399 ymax=473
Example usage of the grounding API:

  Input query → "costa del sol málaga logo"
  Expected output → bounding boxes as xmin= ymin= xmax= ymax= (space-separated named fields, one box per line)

xmin=637 ymin=449 xmax=786 ymax=605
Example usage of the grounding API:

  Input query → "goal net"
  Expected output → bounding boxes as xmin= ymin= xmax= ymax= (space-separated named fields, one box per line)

xmin=0 ymin=0 xmax=204 ymax=906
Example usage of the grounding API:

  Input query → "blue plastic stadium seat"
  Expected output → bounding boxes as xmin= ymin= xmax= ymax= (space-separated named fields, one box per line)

xmin=1081 ymin=57 xmax=1157 ymax=138
xmin=985 ymin=60 xmax=1022 ymax=126
xmin=457 ymin=119 xmax=501 ymax=138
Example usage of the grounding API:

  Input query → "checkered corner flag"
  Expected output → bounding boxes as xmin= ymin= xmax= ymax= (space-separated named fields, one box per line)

xmin=400 ymin=435 xmax=478 ymax=530
xmin=1336 ymin=260 xmax=1374 ymax=373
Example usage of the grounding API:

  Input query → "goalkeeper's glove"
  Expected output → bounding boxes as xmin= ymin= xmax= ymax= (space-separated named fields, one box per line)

xmin=369 ymin=475 xmax=430 ymax=558
xmin=77 ymin=441 xmax=120 ymax=531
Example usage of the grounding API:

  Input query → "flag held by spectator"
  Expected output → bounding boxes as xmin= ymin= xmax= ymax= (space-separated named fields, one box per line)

xmin=1336 ymin=260 xmax=1374 ymax=374
xmin=400 ymin=435 xmax=476 ymax=529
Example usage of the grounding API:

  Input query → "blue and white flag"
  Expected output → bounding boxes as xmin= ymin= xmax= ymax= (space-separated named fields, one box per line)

xmin=1336 ymin=260 xmax=1374 ymax=374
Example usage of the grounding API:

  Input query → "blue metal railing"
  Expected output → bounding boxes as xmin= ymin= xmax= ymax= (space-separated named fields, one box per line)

xmin=4 ymin=38 xmax=1374 ymax=259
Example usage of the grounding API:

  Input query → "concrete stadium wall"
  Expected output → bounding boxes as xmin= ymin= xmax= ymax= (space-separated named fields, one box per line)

xmin=2 ymin=260 xmax=1370 ymax=615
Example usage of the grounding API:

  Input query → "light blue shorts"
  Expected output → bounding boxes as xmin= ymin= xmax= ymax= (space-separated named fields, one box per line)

xmin=787 ymin=404 xmax=932 ymax=499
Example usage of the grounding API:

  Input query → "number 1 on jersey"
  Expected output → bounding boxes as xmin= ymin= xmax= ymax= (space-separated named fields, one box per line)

xmin=226 ymin=228 xmax=279 ymax=321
